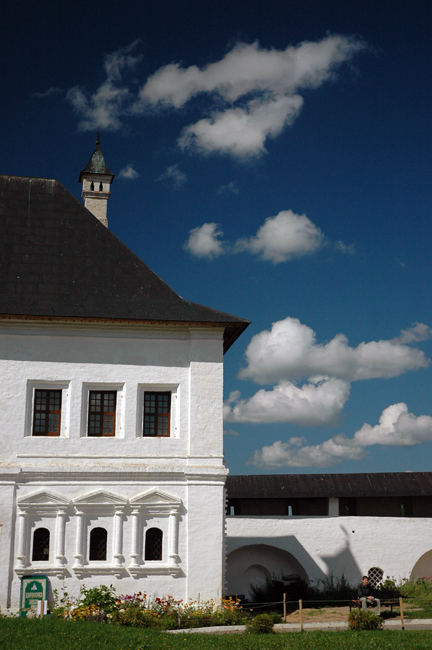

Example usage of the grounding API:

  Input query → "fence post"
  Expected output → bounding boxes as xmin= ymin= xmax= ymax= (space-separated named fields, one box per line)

xmin=283 ymin=593 xmax=286 ymax=621
xmin=299 ymin=599 xmax=304 ymax=632
xmin=399 ymin=597 xmax=405 ymax=631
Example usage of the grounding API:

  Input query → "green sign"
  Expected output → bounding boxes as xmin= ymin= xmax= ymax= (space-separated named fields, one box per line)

xmin=20 ymin=575 xmax=49 ymax=617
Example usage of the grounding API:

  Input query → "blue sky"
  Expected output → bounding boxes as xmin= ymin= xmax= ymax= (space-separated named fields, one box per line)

xmin=2 ymin=0 xmax=432 ymax=474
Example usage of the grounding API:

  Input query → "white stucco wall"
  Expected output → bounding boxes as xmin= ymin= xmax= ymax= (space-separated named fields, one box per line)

xmin=0 ymin=320 xmax=227 ymax=611
xmin=226 ymin=515 xmax=432 ymax=597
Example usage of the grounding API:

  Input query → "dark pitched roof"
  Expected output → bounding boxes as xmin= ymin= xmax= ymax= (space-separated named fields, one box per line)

xmin=79 ymin=143 xmax=114 ymax=180
xmin=0 ymin=175 xmax=249 ymax=351
xmin=226 ymin=472 xmax=432 ymax=498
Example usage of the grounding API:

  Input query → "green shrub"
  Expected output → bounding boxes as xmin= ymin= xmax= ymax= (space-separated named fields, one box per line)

xmin=317 ymin=573 xmax=354 ymax=601
xmin=246 ymin=613 xmax=275 ymax=633
xmin=348 ymin=609 xmax=383 ymax=631
xmin=79 ymin=584 xmax=117 ymax=614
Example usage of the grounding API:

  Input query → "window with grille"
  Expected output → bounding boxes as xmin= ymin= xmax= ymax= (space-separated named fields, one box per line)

xmin=368 ymin=567 xmax=384 ymax=587
xmin=143 ymin=392 xmax=171 ymax=437
xmin=32 ymin=389 xmax=62 ymax=436
xmin=32 ymin=528 xmax=50 ymax=561
xmin=145 ymin=527 xmax=163 ymax=561
xmin=88 ymin=391 xmax=116 ymax=436
xmin=89 ymin=527 xmax=107 ymax=561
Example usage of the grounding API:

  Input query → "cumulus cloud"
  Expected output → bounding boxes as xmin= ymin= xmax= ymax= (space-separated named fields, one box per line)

xmin=64 ymin=35 xmax=366 ymax=156
xmin=250 ymin=435 xmax=366 ymax=468
xmin=224 ymin=377 xmax=350 ymax=426
xmin=240 ymin=318 xmax=430 ymax=384
xmin=184 ymin=222 xmax=224 ymax=258
xmin=136 ymin=35 xmax=367 ymax=158
xmin=118 ymin=164 xmax=139 ymax=179
xmin=236 ymin=210 xmax=324 ymax=263
xmin=249 ymin=402 xmax=432 ymax=468
xmin=155 ymin=163 xmax=187 ymax=187
xmin=185 ymin=210 xmax=324 ymax=263
xmin=66 ymin=40 xmax=142 ymax=131
xmin=178 ymin=94 xmax=303 ymax=158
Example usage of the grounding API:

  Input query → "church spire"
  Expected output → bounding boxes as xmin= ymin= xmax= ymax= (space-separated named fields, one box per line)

xmin=79 ymin=133 xmax=114 ymax=227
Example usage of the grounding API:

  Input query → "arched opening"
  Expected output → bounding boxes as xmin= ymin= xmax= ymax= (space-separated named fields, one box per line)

xmin=32 ymin=528 xmax=50 ymax=561
xmin=145 ymin=527 xmax=163 ymax=561
xmin=90 ymin=182 xmax=94 ymax=191
xmin=226 ymin=543 xmax=308 ymax=599
xmin=89 ymin=527 xmax=107 ymax=561
xmin=411 ymin=549 xmax=432 ymax=582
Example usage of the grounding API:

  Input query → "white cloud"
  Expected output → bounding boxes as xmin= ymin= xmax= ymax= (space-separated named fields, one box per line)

xmin=184 ymin=222 xmax=224 ymax=258
xmin=249 ymin=435 xmax=366 ymax=468
xmin=218 ymin=181 xmax=239 ymax=195
xmin=240 ymin=318 xmax=430 ymax=384
xmin=118 ymin=164 xmax=139 ymax=179
xmin=178 ymin=95 xmax=303 ymax=158
xmin=236 ymin=210 xmax=324 ymax=263
xmin=185 ymin=210 xmax=324 ymax=263
xmin=64 ymin=35 xmax=366 ymax=157
xmin=155 ymin=163 xmax=187 ymax=187
xmin=138 ymin=36 xmax=365 ymax=108
xmin=66 ymin=40 xmax=142 ymax=132
xmin=249 ymin=402 xmax=432 ymax=469
xmin=224 ymin=377 xmax=350 ymax=426
xmin=135 ymin=35 xmax=367 ymax=158
xmin=354 ymin=403 xmax=432 ymax=447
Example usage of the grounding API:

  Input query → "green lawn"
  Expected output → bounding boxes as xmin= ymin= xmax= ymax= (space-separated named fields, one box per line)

xmin=2 ymin=618 xmax=432 ymax=650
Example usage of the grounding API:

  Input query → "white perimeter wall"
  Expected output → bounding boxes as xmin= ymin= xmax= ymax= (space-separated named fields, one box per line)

xmin=226 ymin=515 xmax=432 ymax=597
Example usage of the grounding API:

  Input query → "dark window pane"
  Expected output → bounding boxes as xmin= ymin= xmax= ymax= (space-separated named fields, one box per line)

xmin=145 ymin=527 xmax=163 ymax=561
xmin=143 ymin=392 xmax=171 ymax=437
xmin=89 ymin=527 xmax=107 ymax=561
xmin=32 ymin=528 xmax=50 ymax=561
xmin=88 ymin=391 xmax=116 ymax=436
xmin=33 ymin=389 xmax=61 ymax=436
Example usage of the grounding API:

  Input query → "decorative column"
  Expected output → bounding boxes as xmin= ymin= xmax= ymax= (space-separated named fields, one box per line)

xmin=113 ymin=509 xmax=124 ymax=568
xmin=16 ymin=510 xmax=28 ymax=569
xmin=129 ymin=508 xmax=140 ymax=569
xmin=73 ymin=510 xmax=84 ymax=568
xmin=55 ymin=507 xmax=67 ymax=569
xmin=168 ymin=508 xmax=179 ymax=566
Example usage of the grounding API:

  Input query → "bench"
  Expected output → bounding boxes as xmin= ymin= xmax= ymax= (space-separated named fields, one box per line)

xmin=349 ymin=594 xmax=399 ymax=613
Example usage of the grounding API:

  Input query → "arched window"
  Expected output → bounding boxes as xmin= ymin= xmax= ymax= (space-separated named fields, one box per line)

xmin=99 ymin=182 xmax=103 ymax=191
xmin=145 ymin=527 xmax=163 ymax=561
xmin=90 ymin=182 xmax=94 ymax=191
xmin=32 ymin=528 xmax=50 ymax=561
xmin=89 ymin=527 xmax=107 ymax=561
xmin=368 ymin=567 xmax=384 ymax=587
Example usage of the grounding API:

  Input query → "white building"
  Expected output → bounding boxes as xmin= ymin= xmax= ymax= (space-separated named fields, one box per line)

xmin=0 ymin=141 xmax=249 ymax=611
xmin=225 ymin=473 xmax=432 ymax=597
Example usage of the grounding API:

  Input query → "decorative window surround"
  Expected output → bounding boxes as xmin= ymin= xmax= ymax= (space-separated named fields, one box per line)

xmin=26 ymin=381 xmax=70 ymax=438
xmin=138 ymin=385 xmax=179 ymax=439
xmin=15 ymin=490 xmax=70 ymax=578
xmin=129 ymin=489 xmax=181 ymax=577
xmin=82 ymin=384 xmax=124 ymax=438
xmin=72 ymin=490 xmax=127 ymax=578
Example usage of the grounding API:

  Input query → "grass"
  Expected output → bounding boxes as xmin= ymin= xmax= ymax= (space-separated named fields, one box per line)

xmin=2 ymin=618 xmax=432 ymax=650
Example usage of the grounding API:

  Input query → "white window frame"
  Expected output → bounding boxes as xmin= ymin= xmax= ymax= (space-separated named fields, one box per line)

xmin=137 ymin=384 xmax=179 ymax=439
xmin=26 ymin=380 xmax=70 ymax=438
xmin=81 ymin=383 xmax=124 ymax=438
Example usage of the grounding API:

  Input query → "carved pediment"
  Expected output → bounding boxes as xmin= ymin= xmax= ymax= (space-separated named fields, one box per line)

xmin=18 ymin=490 xmax=70 ymax=512
xmin=74 ymin=489 xmax=127 ymax=509
xmin=130 ymin=489 xmax=181 ymax=513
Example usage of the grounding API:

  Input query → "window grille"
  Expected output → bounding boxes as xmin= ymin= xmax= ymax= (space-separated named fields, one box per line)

xmin=368 ymin=566 xmax=384 ymax=587
xmin=89 ymin=527 xmax=107 ymax=561
xmin=32 ymin=528 xmax=50 ymax=561
xmin=88 ymin=391 xmax=116 ymax=436
xmin=145 ymin=527 xmax=163 ymax=561
xmin=144 ymin=392 xmax=171 ymax=437
xmin=33 ymin=389 xmax=62 ymax=436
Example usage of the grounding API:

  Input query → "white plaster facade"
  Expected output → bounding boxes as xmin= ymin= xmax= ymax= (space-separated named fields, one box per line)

xmin=226 ymin=512 xmax=432 ymax=598
xmin=0 ymin=320 xmax=227 ymax=610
